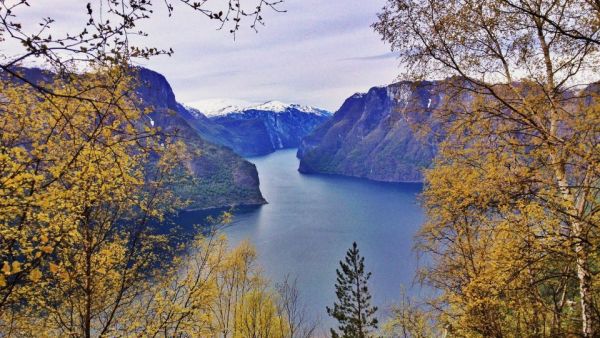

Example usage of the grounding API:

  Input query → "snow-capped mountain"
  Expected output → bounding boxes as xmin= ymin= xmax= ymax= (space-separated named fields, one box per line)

xmin=187 ymin=98 xmax=258 ymax=117
xmin=242 ymin=101 xmax=331 ymax=116
xmin=188 ymin=99 xmax=331 ymax=118
xmin=182 ymin=99 xmax=333 ymax=157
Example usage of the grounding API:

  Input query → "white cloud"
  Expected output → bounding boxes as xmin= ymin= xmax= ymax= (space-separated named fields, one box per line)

xmin=3 ymin=0 xmax=400 ymax=111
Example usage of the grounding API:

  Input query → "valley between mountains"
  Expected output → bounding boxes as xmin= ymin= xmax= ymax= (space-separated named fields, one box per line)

xmin=134 ymin=68 xmax=442 ymax=212
xmin=10 ymin=67 xmax=495 ymax=212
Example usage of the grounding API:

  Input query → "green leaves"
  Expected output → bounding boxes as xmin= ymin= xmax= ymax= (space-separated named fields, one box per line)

xmin=328 ymin=242 xmax=378 ymax=338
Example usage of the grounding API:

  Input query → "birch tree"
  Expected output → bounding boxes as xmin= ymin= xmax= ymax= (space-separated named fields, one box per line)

xmin=375 ymin=0 xmax=600 ymax=336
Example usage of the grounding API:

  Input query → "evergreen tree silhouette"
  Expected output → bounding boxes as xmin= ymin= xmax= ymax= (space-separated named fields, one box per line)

xmin=327 ymin=242 xmax=378 ymax=337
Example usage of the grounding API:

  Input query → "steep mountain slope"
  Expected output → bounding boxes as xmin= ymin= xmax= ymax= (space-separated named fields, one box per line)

xmin=297 ymin=81 xmax=441 ymax=182
xmin=134 ymin=68 xmax=266 ymax=209
xmin=175 ymin=104 xmax=251 ymax=156
xmin=183 ymin=101 xmax=332 ymax=157
xmin=2 ymin=66 xmax=266 ymax=209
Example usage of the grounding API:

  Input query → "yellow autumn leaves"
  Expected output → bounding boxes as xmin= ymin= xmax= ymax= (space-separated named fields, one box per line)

xmin=0 ymin=66 xmax=310 ymax=337
xmin=0 ymin=66 xmax=163 ymax=334
xmin=407 ymin=88 xmax=600 ymax=336
xmin=120 ymin=236 xmax=301 ymax=337
xmin=373 ymin=0 xmax=600 ymax=335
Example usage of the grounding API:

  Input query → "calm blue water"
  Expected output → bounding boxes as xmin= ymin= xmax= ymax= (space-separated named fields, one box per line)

xmin=176 ymin=149 xmax=425 ymax=324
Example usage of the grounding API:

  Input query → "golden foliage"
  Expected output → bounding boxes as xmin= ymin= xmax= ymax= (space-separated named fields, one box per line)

xmin=414 ymin=89 xmax=600 ymax=336
xmin=113 ymin=235 xmax=293 ymax=337
xmin=376 ymin=0 xmax=600 ymax=336
xmin=0 ymin=2 xmax=294 ymax=336
xmin=0 ymin=67 xmax=305 ymax=336
xmin=0 ymin=65 xmax=184 ymax=335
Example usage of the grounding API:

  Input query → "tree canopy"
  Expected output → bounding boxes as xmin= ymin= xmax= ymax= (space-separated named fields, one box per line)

xmin=375 ymin=0 xmax=600 ymax=336
xmin=0 ymin=1 xmax=295 ymax=336
xmin=327 ymin=242 xmax=378 ymax=338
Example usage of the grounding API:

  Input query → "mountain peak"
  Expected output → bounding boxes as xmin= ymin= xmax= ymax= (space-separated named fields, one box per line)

xmin=186 ymin=98 xmax=257 ymax=117
xmin=250 ymin=101 xmax=331 ymax=116
xmin=252 ymin=100 xmax=291 ymax=111
xmin=187 ymin=99 xmax=331 ymax=117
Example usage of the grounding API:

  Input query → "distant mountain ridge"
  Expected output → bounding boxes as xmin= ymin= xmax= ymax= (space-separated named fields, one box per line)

xmin=182 ymin=100 xmax=332 ymax=157
xmin=297 ymin=81 xmax=442 ymax=183
xmin=194 ymin=100 xmax=331 ymax=118
xmin=297 ymin=80 xmax=600 ymax=183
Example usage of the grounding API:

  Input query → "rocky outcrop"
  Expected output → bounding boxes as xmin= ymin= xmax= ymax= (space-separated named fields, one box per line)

xmin=297 ymin=81 xmax=441 ymax=182
xmin=2 ymin=66 xmax=266 ymax=209
xmin=134 ymin=68 xmax=266 ymax=209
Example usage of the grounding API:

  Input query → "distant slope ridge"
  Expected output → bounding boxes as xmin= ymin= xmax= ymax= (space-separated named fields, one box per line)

xmin=134 ymin=68 xmax=267 ymax=209
xmin=2 ymin=67 xmax=267 ymax=210
xmin=297 ymin=81 xmax=442 ymax=183
xmin=183 ymin=99 xmax=332 ymax=157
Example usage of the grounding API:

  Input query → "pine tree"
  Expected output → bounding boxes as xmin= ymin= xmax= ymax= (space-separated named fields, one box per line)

xmin=327 ymin=242 xmax=378 ymax=338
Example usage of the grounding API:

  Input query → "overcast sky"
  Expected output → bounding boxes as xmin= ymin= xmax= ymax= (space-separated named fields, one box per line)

xmin=8 ymin=1 xmax=401 ymax=111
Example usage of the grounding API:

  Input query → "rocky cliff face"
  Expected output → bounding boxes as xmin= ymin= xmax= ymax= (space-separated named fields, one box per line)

xmin=183 ymin=101 xmax=332 ymax=157
xmin=134 ymin=68 xmax=266 ymax=209
xmin=2 ymin=66 xmax=266 ymax=209
xmin=297 ymin=81 xmax=441 ymax=182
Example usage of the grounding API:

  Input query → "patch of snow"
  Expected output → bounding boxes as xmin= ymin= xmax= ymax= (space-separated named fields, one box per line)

xmin=393 ymin=83 xmax=412 ymax=104
xmin=250 ymin=101 xmax=331 ymax=116
xmin=185 ymin=98 xmax=331 ymax=117
xmin=182 ymin=105 xmax=205 ymax=119
xmin=252 ymin=100 xmax=292 ymax=112
xmin=186 ymin=98 xmax=258 ymax=117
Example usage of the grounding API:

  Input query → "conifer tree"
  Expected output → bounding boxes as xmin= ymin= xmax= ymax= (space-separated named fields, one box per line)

xmin=327 ymin=242 xmax=378 ymax=338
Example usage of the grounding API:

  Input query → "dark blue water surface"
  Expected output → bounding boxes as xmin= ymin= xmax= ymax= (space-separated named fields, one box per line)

xmin=176 ymin=149 xmax=425 ymax=324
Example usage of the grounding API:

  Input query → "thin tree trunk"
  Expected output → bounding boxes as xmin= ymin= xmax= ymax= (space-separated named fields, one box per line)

xmin=573 ymin=220 xmax=595 ymax=338
xmin=554 ymin=166 xmax=595 ymax=337
xmin=534 ymin=11 xmax=595 ymax=336
xmin=85 ymin=249 xmax=92 ymax=338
